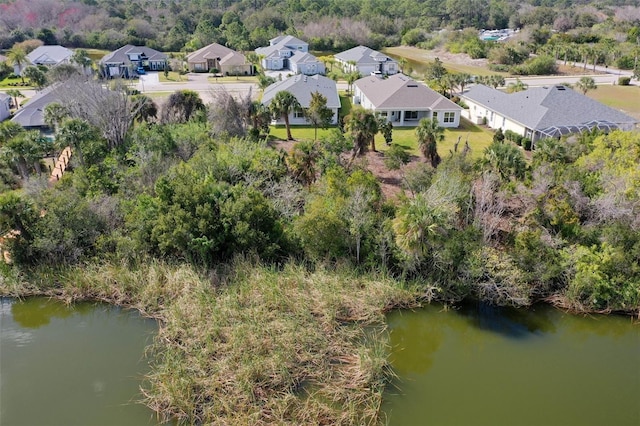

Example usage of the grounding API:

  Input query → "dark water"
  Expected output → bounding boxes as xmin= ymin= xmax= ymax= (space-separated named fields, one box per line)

xmin=383 ymin=302 xmax=640 ymax=426
xmin=0 ymin=297 xmax=159 ymax=426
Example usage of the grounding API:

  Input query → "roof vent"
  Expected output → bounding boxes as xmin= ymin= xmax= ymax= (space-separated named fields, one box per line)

xmin=556 ymin=86 xmax=566 ymax=91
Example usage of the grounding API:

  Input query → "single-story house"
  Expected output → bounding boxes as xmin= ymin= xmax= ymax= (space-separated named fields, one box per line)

xmin=462 ymin=84 xmax=639 ymax=144
xmin=353 ymin=74 xmax=462 ymax=127
xmin=11 ymin=87 xmax=61 ymax=129
xmin=335 ymin=45 xmax=398 ymax=76
xmin=99 ymin=45 xmax=167 ymax=78
xmin=255 ymin=35 xmax=324 ymax=75
xmin=26 ymin=45 xmax=73 ymax=68
xmin=186 ymin=43 xmax=253 ymax=75
xmin=0 ymin=92 xmax=11 ymax=122
xmin=262 ymin=74 xmax=340 ymax=125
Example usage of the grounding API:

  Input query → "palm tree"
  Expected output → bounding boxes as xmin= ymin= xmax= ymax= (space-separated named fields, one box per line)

xmin=288 ymin=140 xmax=319 ymax=188
xmin=71 ymin=48 xmax=92 ymax=74
xmin=506 ymin=78 xmax=528 ymax=93
xmin=344 ymin=106 xmax=378 ymax=160
xmin=489 ymin=75 xmax=505 ymax=89
xmin=416 ymin=117 xmax=444 ymax=168
xmin=269 ymin=91 xmax=300 ymax=141
xmin=346 ymin=70 xmax=360 ymax=94
xmin=5 ymin=89 xmax=23 ymax=110
xmin=456 ymin=73 xmax=474 ymax=94
xmin=7 ymin=47 xmax=28 ymax=84
xmin=575 ymin=76 xmax=597 ymax=95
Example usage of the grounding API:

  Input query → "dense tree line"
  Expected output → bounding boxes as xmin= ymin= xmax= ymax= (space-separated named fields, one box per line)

xmin=1 ymin=0 xmax=638 ymax=55
xmin=0 ymin=80 xmax=637 ymax=313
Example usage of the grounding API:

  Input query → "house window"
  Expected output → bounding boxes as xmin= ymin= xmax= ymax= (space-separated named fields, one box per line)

xmin=432 ymin=111 xmax=438 ymax=120
xmin=444 ymin=112 xmax=455 ymax=123
xmin=405 ymin=111 xmax=418 ymax=120
xmin=294 ymin=109 xmax=305 ymax=118
xmin=378 ymin=111 xmax=388 ymax=117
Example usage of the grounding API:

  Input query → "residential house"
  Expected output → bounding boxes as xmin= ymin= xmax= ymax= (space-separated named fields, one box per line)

xmin=26 ymin=45 xmax=73 ymax=68
xmin=335 ymin=46 xmax=398 ymax=76
xmin=99 ymin=45 xmax=167 ymax=78
xmin=186 ymin=43 xmax=253 ymax=75
xmin=11 ymin=87 xmax=60 ymax=129
xmin=0 ymin=93 xmax=11 ymax=122
xmin=353 ymin=74 xmax=462 ymax=127
xmin=462 ymin=84 xmax=638 ymax=144
xmin=262 ymin=74 xmax=340 ymax=125
xmin=255 ymin=35 xmax=325 ymax=75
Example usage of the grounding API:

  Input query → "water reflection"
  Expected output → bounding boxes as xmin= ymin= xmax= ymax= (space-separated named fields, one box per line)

xmin=9 ymin=297 xmax=77 ymax=328
xmin=458 ymin=301 xmax=557 ymax=339
xmin=383 ymin=302 xmax=639 ymax=426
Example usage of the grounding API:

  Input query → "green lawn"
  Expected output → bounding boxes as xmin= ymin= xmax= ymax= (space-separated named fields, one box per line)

xmin=270 ymin=118 xmax=493 ymax=160
xmin=159 ymin=71 xmax=187 ymax=82
xmin=374 ymin=118 xmax=494 ymax=160
xmin=0 ymin=76 xmax=33 ymax=89
xmin=207 ymin=75 xmax=259 ymax=83
xmin=586 ymin=84 xmax=640 ymax=120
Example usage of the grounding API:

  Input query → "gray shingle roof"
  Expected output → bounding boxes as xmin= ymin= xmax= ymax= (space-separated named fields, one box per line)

xmin=186 ymin=43 xmax=249 ymax=66
xmin=355 ymin=74 xmax=462 ymax=111
xmin=335 ymin=45 xmax=396 ymax=66
xmin=11 ymin=87 xmax=60 ymax=127
xmin=100 ymin=45 xmax=167 ymax=65
xmin=288 ymin=52 xmax=320 ymax=64
xmin=26 ymin=45 xmax=73 ymax=66
xmin=262 ymin=74 xmax=340 ymax=109
xmin=463 ymin=84 xmax=638 ymax=130
xmin=0 ymin=92 xmax=10 ymax=102
xmin=256 ymin=35 xmax=308 ymax=58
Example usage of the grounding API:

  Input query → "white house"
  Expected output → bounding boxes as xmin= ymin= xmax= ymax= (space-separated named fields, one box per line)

xmin=0 ymin=92 xmax=11 ymax=122
xmin=262 ymin=74 xmax=340 ymax=125
xmin=462 ymin=84 xmax=639 ymax=144
xmin=255 ymin=35 xmax=324 ymax=75
xmin=335 ymin=46 xmax=398 ymax=76
xmin=26 ymin=45 xmax=73 ymax=67
xmin=353 ymin=74 xmax=462 ymax=127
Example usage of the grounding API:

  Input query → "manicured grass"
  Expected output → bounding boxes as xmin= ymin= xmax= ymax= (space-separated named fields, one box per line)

xmin=207 ymin=75 xmax=259 ymax=83
xmin=270 ymin=118 xmax=493 ymax=160
xmin=339 ymin=92 xmax=352 ymax=117
xmin=0 ymin=76 xmax=32 ymax=89
xmin=269 ymin=125 xmax=338 ymax=141
xmin=375 ymin=118 xmax=494 ymax=160
xmin=585 ymin=84 xmax=640 ymax=120
xmin=158 ymin=71 xmax=186 ymax=82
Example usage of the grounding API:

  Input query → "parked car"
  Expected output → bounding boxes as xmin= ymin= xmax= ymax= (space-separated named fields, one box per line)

xmin=137 ymin=67 xmax=146 ymax=75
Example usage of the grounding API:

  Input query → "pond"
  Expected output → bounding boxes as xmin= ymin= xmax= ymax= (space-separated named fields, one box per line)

xmin=0 ymin=297 xmax=159 ymax=426
xmin=382 ymin=302 xmax=639 ymax=426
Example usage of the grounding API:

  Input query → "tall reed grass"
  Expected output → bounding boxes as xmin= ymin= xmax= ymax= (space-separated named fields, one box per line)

xmin=0 ymin=258 xmax=415 ymax=425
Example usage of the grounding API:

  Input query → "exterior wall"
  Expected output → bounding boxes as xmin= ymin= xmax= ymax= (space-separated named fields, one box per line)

xmin=189 ymin=61 xmax=207 ymax=71
xmin=284 ymin=43 xmax=308 ymax=53
xmin=291 ymin=61 xmax=325 ymax=75
xmin=466 ymin=99 xmax=526 ymax=135
xmin=220 ymin=63 xmax=253 ymax=76
xmin=263 ymin=57 xmax=284 ymax=70
xmin=0 ymin=98 xmax=10 ymax=122
xmin=432 ymin=110 xmax=461 ymax=128
xmin=272 ymin=107 xmax=339 ymax=125
xmin=381 ymin=61 xmax=398 ymax=75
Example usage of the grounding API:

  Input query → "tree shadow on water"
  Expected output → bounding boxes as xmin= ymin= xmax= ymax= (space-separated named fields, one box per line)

xmin=457 ymin=300 xmax=558 ymax=339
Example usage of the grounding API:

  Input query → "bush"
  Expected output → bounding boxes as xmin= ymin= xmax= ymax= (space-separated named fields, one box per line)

xmin=615 ymin=55 xmax=634 ymax=70
xmin=618 ymin=76 xmax=631 ymax=86
xmin=504 ymin=129 xmax=517 ymax=142
xmin=522 ymin=138 xmax=532 ymax=150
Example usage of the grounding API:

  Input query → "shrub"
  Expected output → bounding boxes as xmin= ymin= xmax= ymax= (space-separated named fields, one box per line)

xmin=522 ymin=138 xmax=532 ymax=150
xmin=618 ymin=76 xmax=631 ymax=86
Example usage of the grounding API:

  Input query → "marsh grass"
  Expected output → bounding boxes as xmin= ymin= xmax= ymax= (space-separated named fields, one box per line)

xmin=1 ymin=259 xmax=415 ymax=425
